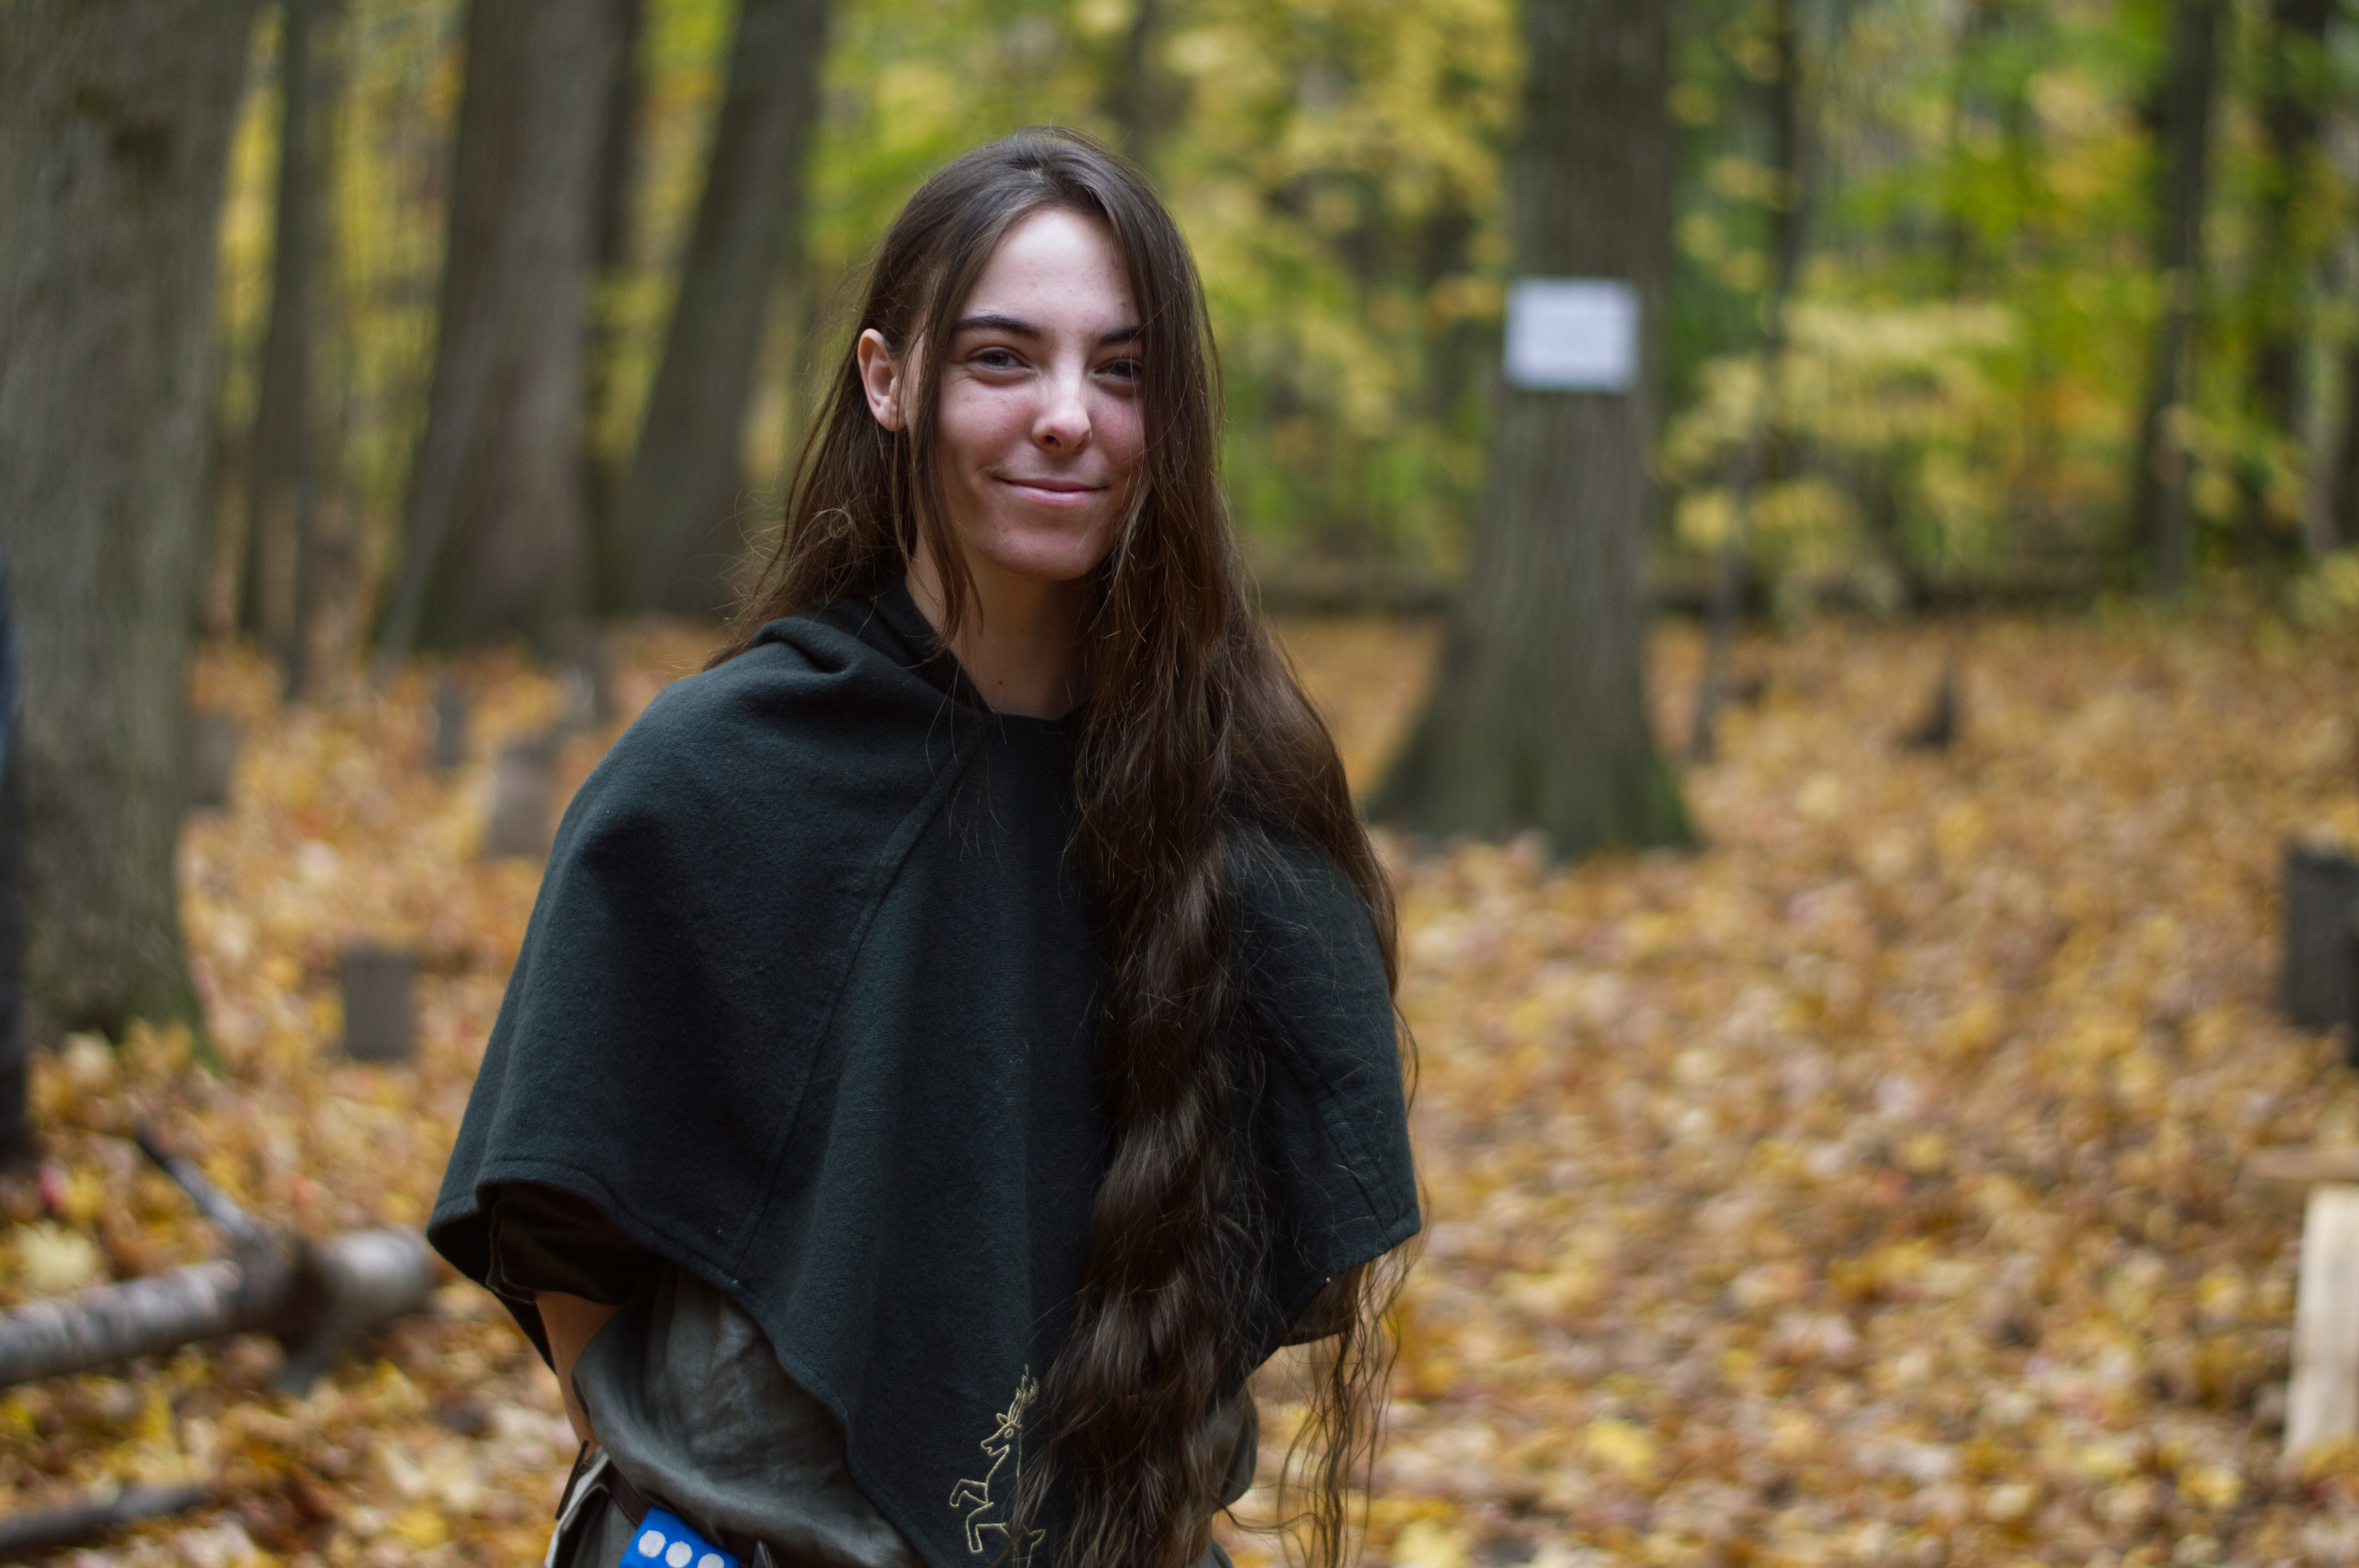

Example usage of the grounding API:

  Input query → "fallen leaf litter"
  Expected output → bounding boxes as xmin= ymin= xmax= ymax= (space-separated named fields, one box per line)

xmin=2 ymin=608 xmax=2357 ymax=1568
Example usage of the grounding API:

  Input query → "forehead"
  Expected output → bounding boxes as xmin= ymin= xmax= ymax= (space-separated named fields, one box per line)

xmin=955 ymin=207 xmax=1136 ymax=328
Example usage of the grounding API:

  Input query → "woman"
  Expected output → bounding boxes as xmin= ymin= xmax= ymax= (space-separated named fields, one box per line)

xmin=431 ymin=129 xmax=1418 ymax=1568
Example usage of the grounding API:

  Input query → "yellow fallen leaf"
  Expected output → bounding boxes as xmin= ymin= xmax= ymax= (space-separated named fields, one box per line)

xmin=1583 ymin=1418 xmax=1660 ymax=1482
xmin=1392 ymin=1518 xmax=1471 ymax=1568
xmin=14 ymin=1221 xmax=101 ymax=1296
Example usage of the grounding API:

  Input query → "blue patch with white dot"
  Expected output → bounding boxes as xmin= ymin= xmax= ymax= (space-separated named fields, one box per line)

xmin=621 ymin=1507 xmax=738 ymax=1568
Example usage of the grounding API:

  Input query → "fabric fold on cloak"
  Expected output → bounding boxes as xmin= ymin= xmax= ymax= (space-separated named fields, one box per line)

xmin=430 ymin=587 xmax=1419 ymax=1568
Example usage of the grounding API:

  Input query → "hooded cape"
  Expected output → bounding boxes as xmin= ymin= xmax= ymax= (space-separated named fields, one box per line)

xmin=430 ymin=589 xmax=1419 ymax=1568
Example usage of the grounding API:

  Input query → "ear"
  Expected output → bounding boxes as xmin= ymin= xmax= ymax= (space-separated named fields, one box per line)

xmin=856 ymin=328 xmax=905 ymax=433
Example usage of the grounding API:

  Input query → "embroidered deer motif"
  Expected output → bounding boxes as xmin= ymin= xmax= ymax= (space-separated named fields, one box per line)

xmin=949 ymin=1369 xmax=1045 ymax=1560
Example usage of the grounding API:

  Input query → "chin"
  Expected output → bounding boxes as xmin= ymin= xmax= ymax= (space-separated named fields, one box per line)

xmin=973 ymin=524 xmax=1120 ymax=585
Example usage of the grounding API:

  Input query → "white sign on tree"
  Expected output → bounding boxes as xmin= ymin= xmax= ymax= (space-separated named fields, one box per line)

xmin=1503 ymin=279 xmax=1640 ymax=392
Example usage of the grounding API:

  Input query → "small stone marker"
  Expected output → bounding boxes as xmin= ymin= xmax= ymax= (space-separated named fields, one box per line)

xmin=339 ymin=947 xmax=414 ymax=1063
xmin=482 ymin=738 xmax=556 ymax=861
xmin=432 ymin=673 xmax=470 ymax=772
xmin=185 ymin=712 xmax=240 ymax=811
xmin=554 ymin=625 xmax=613 ymax=734
xmin=555 ymin=664 xmax=600 ymax=736
xmin=2284 ymin=841 xmax=2359 ymax=1030
xmin=2251 ymin=1147 xmax=2359 ymax=1456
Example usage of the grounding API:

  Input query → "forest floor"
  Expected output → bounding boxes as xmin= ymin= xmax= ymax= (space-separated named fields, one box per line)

xmin=3 ymin=605 xmax=2359 ymax=1568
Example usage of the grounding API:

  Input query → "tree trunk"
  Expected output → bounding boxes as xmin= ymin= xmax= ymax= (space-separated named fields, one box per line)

xmin=585 ymin=0 xmax=645 ymax=612
xmin=616 ymin=0 xmax=831 ymax=619
xmin=1373 ymin=0 xmax=1691 ymax=855
xmin=0 ymin=575 xmax=25 ymax=1165
xmin=2127 ymin=0 xmax=2222 ymax=592
xmin=380 ymin=0 xmax=614 ymax=657
xmin=2328 ymin=342 xmax=2359 ymax=551
xmin=243 ymin=0 xmax=338 ymax=699
xmin=2249 ymin=0 xmax=2333 ymax=447
xmin=0 ymin=0 xmax=260 ymax=1039
xmin=592 ymin=0 xmax=645 ymax=285
xmin=1690 ymin=0 xmax=1810 ymax=764
xmin=1107 ymin=0 xmax=1165 ymax=168
xmin=1938 ymin=0 xmax=2008 ymax=296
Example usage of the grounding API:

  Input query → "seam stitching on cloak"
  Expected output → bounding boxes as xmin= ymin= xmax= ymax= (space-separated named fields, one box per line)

xmin=722 ymin=671 xmax=984 ymax=1280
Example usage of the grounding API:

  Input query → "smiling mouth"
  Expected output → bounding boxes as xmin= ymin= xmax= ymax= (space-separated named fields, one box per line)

xmin=998 ymin=477 xmax=1103 ymax=494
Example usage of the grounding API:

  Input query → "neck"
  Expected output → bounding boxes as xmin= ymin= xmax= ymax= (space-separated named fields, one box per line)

xmin=905 ymin=539 xmax=1088 ymax=720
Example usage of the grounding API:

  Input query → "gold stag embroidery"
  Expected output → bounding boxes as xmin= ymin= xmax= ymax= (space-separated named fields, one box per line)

xmin=949 ymin=1369 xmax=1045 ymax=1560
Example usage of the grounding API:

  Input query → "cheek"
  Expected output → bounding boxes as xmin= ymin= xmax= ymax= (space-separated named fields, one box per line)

xmin=1099 ymin=399 xmax=1147 ymax=489
xmin=938 ymin=384 xmax=1029 ymax=464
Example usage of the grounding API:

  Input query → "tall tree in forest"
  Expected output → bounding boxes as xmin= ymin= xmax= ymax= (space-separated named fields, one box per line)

xmin=2327 ymin=264 xmax=2359 ymax=550
xmin=378 ymin=0 xmax=615 ymax=657
xmin=615 ymin=0 xmax=832 ymax=618
xmin=2250 ymin=0 xmax=2332 ymax=446
xmin=1375 ymin=0 xmax=1691 ymax=854
xmin=2126 ymin=0 xmax=2222 ymax=591
xmin=0 ymin=0 xmax=260 ymax=1037
xmin=242 ymin=0 xmax=341 ymax=700
xmin=1690 ymin=0 xmax=1811 ymax=764
xmin=1938 ymin=0 xmax=2009 ymax=295
xmin=584 ymin=0 xmax=645 ymax=605
xmin=1106 ymin=0 xmax=1166 ymax=166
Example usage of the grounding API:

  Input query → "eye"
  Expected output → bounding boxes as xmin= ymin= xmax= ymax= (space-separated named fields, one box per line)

xmin=1100 ymin=357 xmax=1144 ymax=383
xmin=969 ymin=346 xmax=1025 ymax=371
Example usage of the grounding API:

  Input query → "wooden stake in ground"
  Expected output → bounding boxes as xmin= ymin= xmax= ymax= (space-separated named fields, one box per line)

xmin=2248 ymin=1148 xmax=2359 ymax=1456
xmin=2292 ymin=1183 xmax=2359 ymax=1455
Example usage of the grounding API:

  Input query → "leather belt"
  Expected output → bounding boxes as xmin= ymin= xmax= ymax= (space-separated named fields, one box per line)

xmin=600 ymin=1460 xmax=657 ymax=1531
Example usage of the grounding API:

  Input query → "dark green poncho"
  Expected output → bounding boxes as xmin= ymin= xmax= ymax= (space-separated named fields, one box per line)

xmin=430 ymin=588 xmax=1418 ymax=1568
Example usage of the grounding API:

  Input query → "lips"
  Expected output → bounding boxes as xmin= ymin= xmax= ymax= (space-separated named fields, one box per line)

xmin=997 ymin=476 xmax=1103 ymax=494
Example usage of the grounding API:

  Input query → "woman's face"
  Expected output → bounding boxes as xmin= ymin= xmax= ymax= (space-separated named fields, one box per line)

xmin=859 ymin=206 xmax=1145 ymax=589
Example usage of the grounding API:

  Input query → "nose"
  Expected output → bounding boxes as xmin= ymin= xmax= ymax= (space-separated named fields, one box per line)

xmin=1033 ymin=364 xmax=1092 ymax=452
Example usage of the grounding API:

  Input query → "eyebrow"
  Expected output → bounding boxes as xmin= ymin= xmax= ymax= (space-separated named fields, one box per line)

xmin=952 ymin=313 xmax=1142 ymax=346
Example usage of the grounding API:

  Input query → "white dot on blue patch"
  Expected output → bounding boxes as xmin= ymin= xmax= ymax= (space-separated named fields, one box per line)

xmin=666 ymin=1543 xmax=693 ymax=1568
xmin=637 ymin=1529 xmax=667 ymax=1558
xmin=698 ymin=1557 xmax=723 ymax=1568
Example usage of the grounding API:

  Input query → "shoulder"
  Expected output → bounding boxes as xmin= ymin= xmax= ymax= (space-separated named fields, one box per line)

xmin=561 ymin=609 xmax=954 ymax=849
xmin=1228 ymin=830 xmax=1394 ymax=1061
xmin=609 ymin=611 xmax=882 ymax=762
xmin=1229 ymin=831 xmax=1383 ymax=975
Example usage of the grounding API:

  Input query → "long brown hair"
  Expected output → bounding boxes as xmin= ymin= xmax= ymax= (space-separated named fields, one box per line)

xmin=712 ymin=128 xmax=1410 ymax=1568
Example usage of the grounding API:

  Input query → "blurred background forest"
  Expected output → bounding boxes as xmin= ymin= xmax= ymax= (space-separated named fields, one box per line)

xmin=198 ymin=0 xmax=2359 ymax=666
xmin=12 ymin=0 xmax=2359 ymax=1564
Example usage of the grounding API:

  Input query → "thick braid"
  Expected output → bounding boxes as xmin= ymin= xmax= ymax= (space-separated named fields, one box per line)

xmin=1004 ymin=481 xmax=1248 ymax=1568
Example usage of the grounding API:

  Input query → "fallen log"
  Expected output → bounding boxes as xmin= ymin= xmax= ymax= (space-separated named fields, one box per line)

xmin=0 ymin=1130 xmax=439 ymax=1393
xmin=0 ymin=1482 xmax=211 ymax=1557
xmin=0 ymin=1226 xmax=436 ymax=1393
